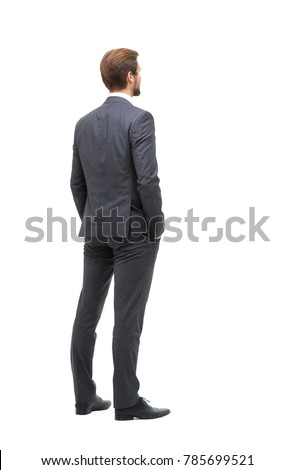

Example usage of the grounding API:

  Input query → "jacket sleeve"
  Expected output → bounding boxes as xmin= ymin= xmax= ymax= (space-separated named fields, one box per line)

xmin=70 ymin=127 xmax=87 ymax=220
xmin=130 ymin=111 xmax=165 ymax=239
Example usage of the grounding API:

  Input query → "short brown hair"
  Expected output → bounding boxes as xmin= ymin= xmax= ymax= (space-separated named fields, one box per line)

xmin=100 ymin=48 xmax=139 ymax=91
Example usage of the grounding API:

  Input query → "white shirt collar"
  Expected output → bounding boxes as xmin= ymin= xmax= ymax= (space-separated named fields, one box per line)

xmin=108 ymin=92 xmax=133 ymax=104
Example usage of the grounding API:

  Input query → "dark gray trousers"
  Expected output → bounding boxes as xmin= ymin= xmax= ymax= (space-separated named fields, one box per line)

xmin=70 ymin=235 xmax=160 ymax=409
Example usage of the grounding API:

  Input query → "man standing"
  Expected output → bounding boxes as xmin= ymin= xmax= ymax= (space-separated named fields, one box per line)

xmin=70 ymin=48 xmax=169 ymax=420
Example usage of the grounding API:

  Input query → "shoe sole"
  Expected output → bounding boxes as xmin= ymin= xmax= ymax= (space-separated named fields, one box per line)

xmin=115 ymin=410 xmax=170 ymax=421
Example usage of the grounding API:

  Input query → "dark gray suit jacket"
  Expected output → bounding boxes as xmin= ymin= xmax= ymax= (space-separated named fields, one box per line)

xmin=70 ymin=96 xmax=164 ymax=239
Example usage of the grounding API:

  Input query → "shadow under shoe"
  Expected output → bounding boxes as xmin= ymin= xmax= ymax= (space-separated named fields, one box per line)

xmin=76 ymin=395 xmax=111 ymax=415
xmin=115 ymin=397 xmax=170 ymax=421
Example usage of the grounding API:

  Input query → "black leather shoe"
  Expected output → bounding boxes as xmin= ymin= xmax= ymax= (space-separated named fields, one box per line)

xmin=75 ymin=395 xmax=111 ymax=415
xmin=115 ymin=397 xmax=170 ymax=421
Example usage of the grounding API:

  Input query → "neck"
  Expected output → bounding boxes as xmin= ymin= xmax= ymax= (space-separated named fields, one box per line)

xmin=111 ymin=87 xmax=133 ymax=97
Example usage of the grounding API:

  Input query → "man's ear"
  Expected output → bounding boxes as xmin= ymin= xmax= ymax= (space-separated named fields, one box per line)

xmin=127 ymin=71 xmax=133 ymax=83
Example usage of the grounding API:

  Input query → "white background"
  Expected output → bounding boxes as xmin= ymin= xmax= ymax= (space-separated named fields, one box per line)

xmin=0 ymin=1 xmax=294 ymax=469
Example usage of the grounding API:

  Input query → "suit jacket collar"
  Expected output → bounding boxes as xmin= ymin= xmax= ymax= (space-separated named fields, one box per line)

xmin=104 ymin=96 xmax=134 ymax=106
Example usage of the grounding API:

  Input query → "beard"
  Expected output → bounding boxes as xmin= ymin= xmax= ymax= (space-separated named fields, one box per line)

xmin=133 ymin=82 xmax=141 ymax=96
